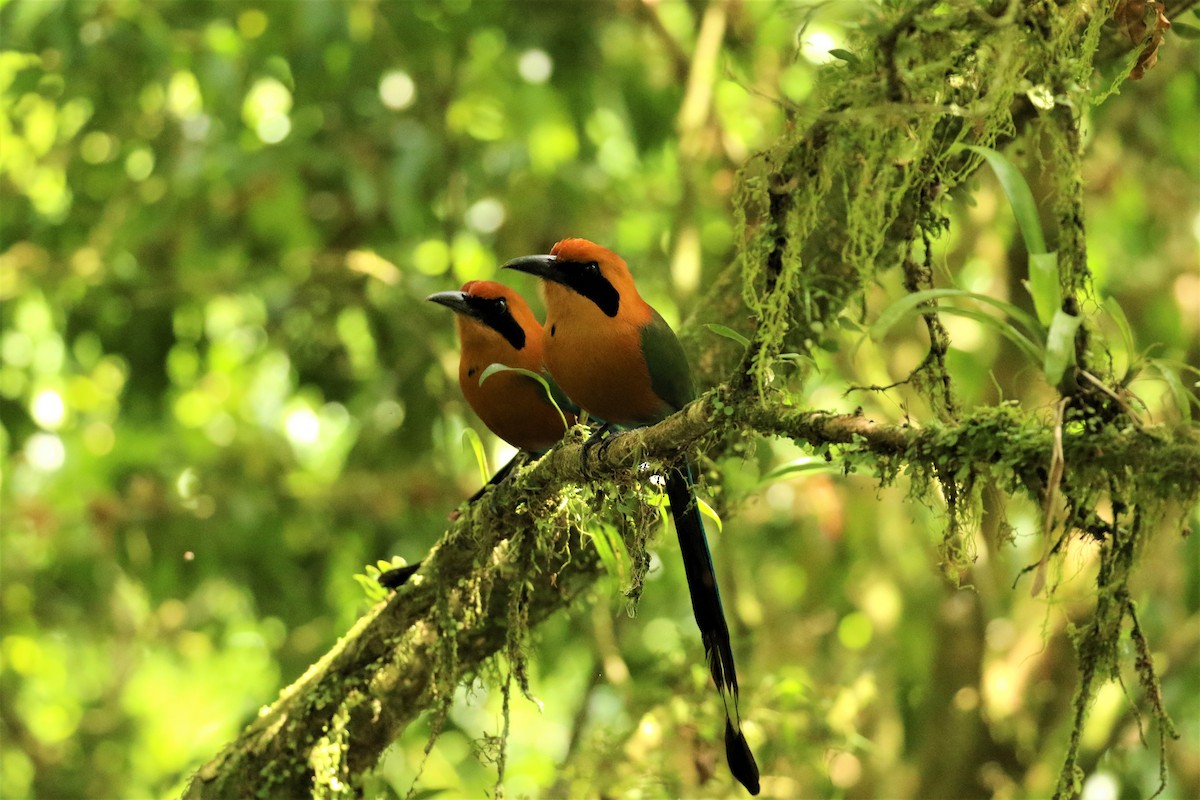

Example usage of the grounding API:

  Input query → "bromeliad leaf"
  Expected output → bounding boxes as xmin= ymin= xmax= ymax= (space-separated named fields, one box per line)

xmin=479 ymin=362 xmax=570 ymax=429
xmin=873 ymin=288 xmax=1046 ymax=363
xmin=1101 ymin=296 xmax=1137 ymax=371
xmin=590 ymin=522 xmax=628 ymax=581
xmin=1148 ymin=360 xmax=1200 ymax=421
xmin=1042 ymin=310 xmax=1084 ymax=387
xmin=1027 ymin=251 xmax=1061 ymax=327
xmin=962 ymin=145 xmax=1048 ymax=255
xmin=964 ymin=145 xmax=1064 ymax=325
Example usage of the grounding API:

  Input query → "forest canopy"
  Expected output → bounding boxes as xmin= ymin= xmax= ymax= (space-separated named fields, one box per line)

xmin=1 ymin=1 xmax=1198 ymax=799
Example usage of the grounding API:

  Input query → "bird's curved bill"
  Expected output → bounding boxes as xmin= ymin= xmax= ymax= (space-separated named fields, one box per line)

xmin=501 ymin=254 xmax=563 ymax=282
xmin=426 ymin=291 xmax=474 ymax=316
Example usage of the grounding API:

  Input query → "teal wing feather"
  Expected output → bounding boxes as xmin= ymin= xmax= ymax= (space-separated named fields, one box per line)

xmin=640 ymin=308 xmax=695 ymax=416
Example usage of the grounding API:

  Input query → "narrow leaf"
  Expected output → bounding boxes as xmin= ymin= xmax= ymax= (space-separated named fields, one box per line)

xmin=937 ymin=307 xmax=1046 ymax=364
xmin=1171 ymin=21 xmax=1200 ymax=39
xmin=828 ymin=48 xmax=860 ymax=65
xmin=461 ymin=427 xmax=490 ymax=486
xmin=1151 ymin=362 xmax=1195 ymax=421
xmin=1026 ymin=251 xmax=1060 ymax=326
xmin=872 ymin=288 xmax=1045 ymax=345
xmin=1101 ymin=295 xmax=1136 ymax=365
xmin=696 ymin=497 xmax=723 ymax=534
xmin=962 ymin=145 xmax=1048 ymax=255
xmin=479 ymin=362 xmax=569 ymax=429
xmin=759 ymin=457 xmax=837 ymax=486
xmin=1042 ymin=310 xmax=1083 ymax=386
xmin=705 ymin=323 xmax=752 ymax=348
xmin=590 ymin=523 xmax=620 ymax=578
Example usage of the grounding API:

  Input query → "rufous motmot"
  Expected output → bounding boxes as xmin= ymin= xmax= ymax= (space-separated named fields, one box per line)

xmin=379 ymin=280 xmax=575 ymax=589
xmin=504 ymin=238 xmax=760 ymax=795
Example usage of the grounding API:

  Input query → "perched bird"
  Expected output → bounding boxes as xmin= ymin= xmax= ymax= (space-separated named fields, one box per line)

xmin=427 ymin=280 xmax=574 ymax=453
xmin=379 ymin=280 xmax=574 ymax=591
xmin=504 ymin=238 xmax=760 ymax=795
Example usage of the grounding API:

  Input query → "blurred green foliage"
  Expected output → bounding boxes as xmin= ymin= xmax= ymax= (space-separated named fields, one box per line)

xmin=1 ymin=1 xmax=1197 ymax=798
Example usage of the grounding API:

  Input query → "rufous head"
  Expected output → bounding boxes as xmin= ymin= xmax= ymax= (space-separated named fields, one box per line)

xmin=501 ymin=238 xmax=639 ymax=317
xmin=426 ymin=281 xmax=540 ymax=352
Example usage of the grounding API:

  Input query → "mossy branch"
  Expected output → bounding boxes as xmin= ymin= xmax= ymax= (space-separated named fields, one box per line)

xmin=183 ymin=384 xmax=1200 ymax=797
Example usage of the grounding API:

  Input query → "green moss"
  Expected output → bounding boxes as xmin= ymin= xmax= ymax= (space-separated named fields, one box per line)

xmin=726 ymin=2 xmax=1195 ymax=794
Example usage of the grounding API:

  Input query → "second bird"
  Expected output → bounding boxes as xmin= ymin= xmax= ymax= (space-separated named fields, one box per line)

xmin=380 ymin=281 xmax=575 ymax=591
xmin=504 ymin=238 xmax=760 ymax=795
xmin=427 ymin=280 xmax=574 ymax=454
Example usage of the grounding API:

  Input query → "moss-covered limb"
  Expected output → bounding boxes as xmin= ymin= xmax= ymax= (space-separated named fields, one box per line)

xmin=183 ymin=496 xmax=602 ymax=797
xmin=182 ymin=379 xmax=1199 ymax=796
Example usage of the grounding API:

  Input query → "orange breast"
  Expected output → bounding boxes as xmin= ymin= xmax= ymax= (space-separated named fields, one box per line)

xmin=460 ymin=365 xmax=569 ymax=451
xmin=455 ymin=315 xmax=573 ymax=451
xmin=542 ymin=305 xmax=671 ymax=426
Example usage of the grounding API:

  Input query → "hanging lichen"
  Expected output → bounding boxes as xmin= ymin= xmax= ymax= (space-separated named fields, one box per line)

xmin=727 ymin=0 xmax=1192 ymax=795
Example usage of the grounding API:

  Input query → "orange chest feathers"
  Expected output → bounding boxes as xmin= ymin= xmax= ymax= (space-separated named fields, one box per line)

xmin=542 ymin=311 xmax=670 ymax=426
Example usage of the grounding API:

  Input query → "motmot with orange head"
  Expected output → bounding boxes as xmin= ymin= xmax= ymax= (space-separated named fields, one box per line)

xmin=379 ymin=280 xmax=575 ymax=589
xmin=504 ymin=239 xmax=760 ymax=795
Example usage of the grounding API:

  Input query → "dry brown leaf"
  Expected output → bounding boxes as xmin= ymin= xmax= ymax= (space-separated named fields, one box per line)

xmin=1115 ymin=0 xmax=1172 ymax=79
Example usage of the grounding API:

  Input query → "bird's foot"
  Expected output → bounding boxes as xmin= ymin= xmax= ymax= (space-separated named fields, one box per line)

xmin=580 ymin=423 xmax=616 ymax=477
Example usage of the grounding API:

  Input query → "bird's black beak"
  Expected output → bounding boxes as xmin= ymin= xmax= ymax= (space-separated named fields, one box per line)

xmin=426 ymin=290 xmax=476 ymax=317
xmin=501 ymin=254 xmax=566 ymax=285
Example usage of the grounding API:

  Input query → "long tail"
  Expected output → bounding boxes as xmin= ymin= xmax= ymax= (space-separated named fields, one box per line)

xmin=665 ymin=464 xmax=760 ymax=796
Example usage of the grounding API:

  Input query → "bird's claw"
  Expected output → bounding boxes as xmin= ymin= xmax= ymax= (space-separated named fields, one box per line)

xmin=581 ymin=423 xmax=618 ymax=477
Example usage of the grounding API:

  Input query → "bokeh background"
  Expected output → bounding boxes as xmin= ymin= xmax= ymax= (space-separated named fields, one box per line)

xmin=2 ymin=1 xmax=1197 ymax=798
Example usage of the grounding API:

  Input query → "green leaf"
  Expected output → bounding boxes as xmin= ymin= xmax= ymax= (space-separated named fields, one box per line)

xmin=872 ymin=288 xmax=1045 ymax=351
xmin=696 ymin=497 xmax=723 ymax=534
xmin=355 ymin=559 xmax=406 ymax=602
xmin=778 ymin=352 xmax=819 ymax=370
xmin=1149 ymin=361 xmax=1197 ymax=421
xmin=961 ymin=145 xmax=1048 ymax=254
xmin=1101 ymin=296 xmax=1136 ymax=368
xmin=759 ymin=457 xmax=837 ymax=486
xmin=1171 ymin=21 xmax=1200 ymax=39
xmin=705 ymin=323 xmax=751 ymax=348
xmin=590 ymin=522 xmax=621 ymax=578
xmin=939 ymin=307 xmax=1046 ymax=364
xmin=828 ymin=49 xmax=859 ymax=65
xmin=461 ymin=427 xmax=489 ymax=486
xmin=1026 ymin=251 xmax=1060 ymax=326
xmin=479 ymin=362 xmax=569 ymax=429
xmin=1042 ymin=310 xmax=1083 ymax=386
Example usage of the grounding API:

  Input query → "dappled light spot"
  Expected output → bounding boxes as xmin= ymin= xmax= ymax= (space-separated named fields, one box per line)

xmin=412 ymin=239 xmax=451 ymax=276
xmin=284 ymin=405 xmax=321 ymax=446
xmin=24 ymin=432 xmax=65 ymax=472
xmin=242 ymin=77 xmax=292 ymax=144
xmin=379 ymin=70 xmax=415 ymax=110
xmin=836 ymin=611 xmax=872 ymax=650
xmin=465 ymin=198 xmax=505 ymax=234
xmin=518 ymin=49 xmax=552 ymax=83
xmin=30 ymin=387 xmax=65 ymax=430
xmin=826 ymin=750 xmax=862 ymax=789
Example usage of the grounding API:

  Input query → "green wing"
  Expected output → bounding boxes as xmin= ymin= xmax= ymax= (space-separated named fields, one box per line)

xmin=640 ymin=308 xmax=696 ymax=414
xmin=538 ymin=370 xmax=581 ymax=416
